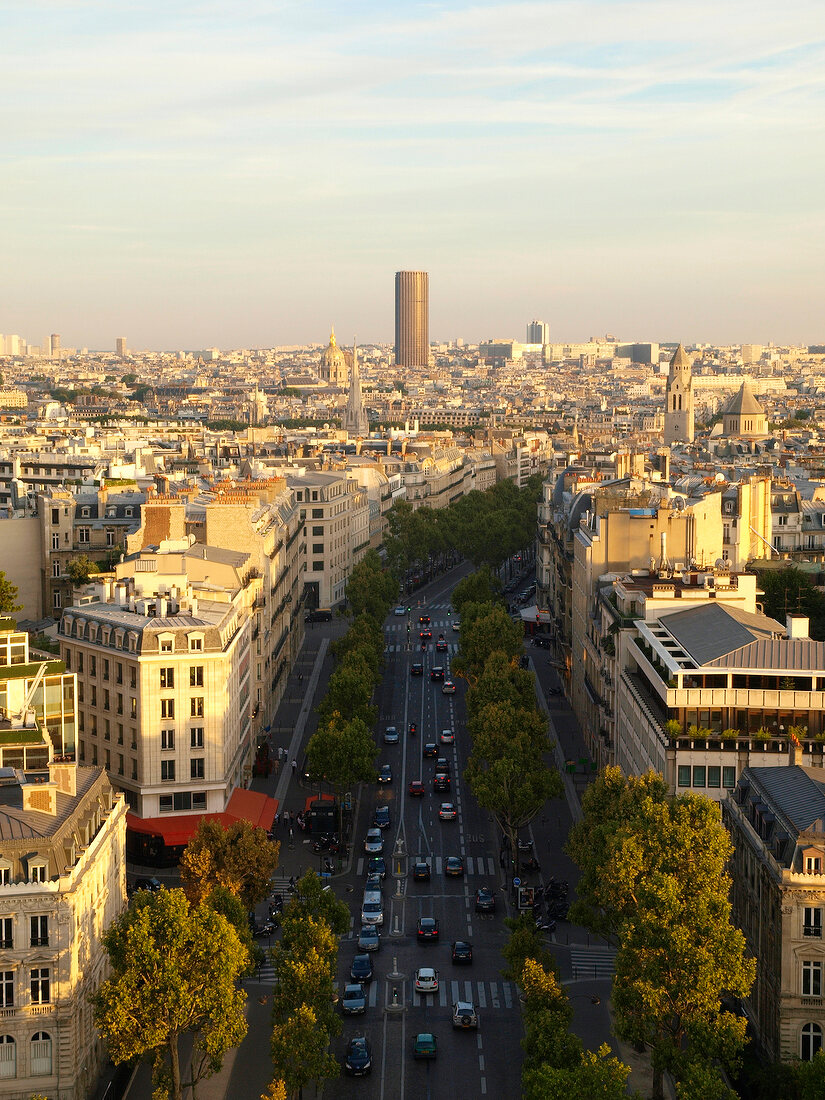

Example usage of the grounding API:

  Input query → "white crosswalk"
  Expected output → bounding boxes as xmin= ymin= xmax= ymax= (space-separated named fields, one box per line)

xmin=355 ymin=855 xmax=496 ymax=877
xmin=409 ymin=979 xmax=515 ymax=1008
xmin=569 ymin=945 xmax=616 ymax=980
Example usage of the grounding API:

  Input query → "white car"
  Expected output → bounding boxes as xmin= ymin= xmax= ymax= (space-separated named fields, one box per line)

xmin=442 ymin=680 xmax=456 ymax=695
xmin=364 ymin=828 xmax=384 ymax=854
xmin=394 ymin=606 xmax=407 ymax=616
xmin=415 ymin=967 xmax=439 ymax=993
xmin=438 ymin=802 xmax=457 ymax=821
xmin=440 ymin=729 xmax=455 ymax=744
xmin=452 ymin=1000 xmax=478 ymax=1029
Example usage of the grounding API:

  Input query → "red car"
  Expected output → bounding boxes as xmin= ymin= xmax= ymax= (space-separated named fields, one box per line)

xmin=409 ymin=780 xmax=425 ymax=797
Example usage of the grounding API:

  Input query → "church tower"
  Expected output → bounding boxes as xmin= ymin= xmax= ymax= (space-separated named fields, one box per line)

xmin=343 ymin=339 xmax=369 ymax=436
xmin=664 ymin=344 xmax=694 ymax=445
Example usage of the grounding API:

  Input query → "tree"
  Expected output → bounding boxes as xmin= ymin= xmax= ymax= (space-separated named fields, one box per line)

xmin=0 ymin=571 xmax=22 ymax=615
xmin=502 ymin=912 xmax=557 ymax=983
xmin=204 ymin=884 xmax=260 ymax=974
xmin=179 ymin=818 xmax=279 ymax=911
xmin=261 ymin=1081 xmax=287 ymax=1100
xmin=271 ymin=917 xmax=340 ymax=1037
xmin=750 ymin=566 xmax=825 ymax=639
xmin=451 ymin=565 xmax=503 ymax=616
xmin=66 ymin=555 xmax=100 ymax=586
xmin=466 ymin=651 xmax=537 ymax=724
xmin=316 ymin=663 xmax=376 ymax=728
xmin=523 ymin=1045 xmax=634 ymax=1100
xmin=453 ymin=603 xmax=523 ymax=683
xmin=567 ymin=767 xmax=755 ymax=1099
xmin=281 ymin=869 xmax=351 ymax=939
xmin=270 ymin=1003 xmax=339 ymax=1099
xmin=92 ymin=888 xmax=248 ymax=1100
xmin=345 ymin=549 xmax=397 ymax=620
xmin=306 ymin=715 xmax=378 ymax=832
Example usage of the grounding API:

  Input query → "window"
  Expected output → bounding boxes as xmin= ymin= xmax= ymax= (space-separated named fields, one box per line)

xmin=312 ymin=561 xmax=324 ymax=571
xmin=116 ymin=662 xmax=122 ymax=684
xmin=76 ymin=651 xmax=83 ymax=673
xmin=104 ymin=749 xmax=110 ymax=769
xmin=189 ymin=666 xmax=203 ymax=687
xmin=0 ymin=973 xmax=12 ymax=1008
xmin=189 ymin=636 xmax=203 ymax=651
xmin=707 ymin=766 xmax=721 ymax=788
xmin=103 ymin=690 xmax=109 ymax=711
xmin=78 ymin=526 xmax=89 ymax=545
xmin=51 ymin=508 xmax=59 ymax=524
xmin=89 ymin=655 xmax=96 ymax=676
xmin=29 ymin=863 xmax=47 ymax=884
xmin=117 ymin=754 xmax=124 ymax=775
xmin=160 ymin=668 xmax=174 ymax=689
xmin=30 ymin=916 xmax=48 ymax=948
xmin=52 ymin=560 xmax=61 ymax=578
xmin=30 ymin=1032 xmax=52 ymax=1076
xmin=51 ymin=533 xmax=60 ymax=550
xmin=106 ymin=529 xmax=115 ymax=547
xmin=90 ymin=685 xmax=97 ymax=708
xmin=692 ymin=766 xmax=706 ymax=788
xmin=52 ymin=590 xmax=61 ymax=611
xmin=677 ymin=765 xmax=691 ymax=787
xmin=131 ymin=760 xmax=138 ymax=780
xmin=0 ymin=866 xmax=9 ymax=887
xmin=161 ymin=699 xmax=174 ymax=719
xmin=193 ymin=791 xmax=207 ymax=809
xmin=312 ymin=543 xmax=324 ymax=554
xmin=0 ymin=1034 xmax=15 ymax=1079
xmin=190 ymin=697 xmax=204 ymax=718
xmin=804 ymin=907 xmax=823 ymax=937
xmin=190 ymin=727 xmax=204 ymax=749
xmin=722 ymin=766 xmax=736 ymax=789
xmin=312 ymin=525 xmax=323 ymax=536
xmin=81 ymin=507 xmax=90 ymax=517
xmin=159 ymin=795 xmax=173 ymax=813
xmin=191 ymin=758 xmax=205 ymax=780
xmin=161 ymin=729 xmax=175 ymax=751
xmin=0 ymin=919 xmax=11 ymax=950
xmin=807 ymin=856 xmax=823 ymax=874
xmin=161 ymin=760 xmax=175 ymax=782
xmin=801 ymin=1022 xmax=823 ymax=1061
xmin=311 ymin=508 xmax=323 ymax=519
xmin=160 ymin=639 xmax=173 ymax=653
xmin=30 ymin=968 xmax=50 ymax=1004
xmin=803 ymin=961 xmax=822 ymax=997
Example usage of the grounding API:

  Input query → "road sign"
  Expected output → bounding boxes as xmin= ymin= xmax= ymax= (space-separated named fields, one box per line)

xmin=513 ymin=876 xmax=521 ymax=887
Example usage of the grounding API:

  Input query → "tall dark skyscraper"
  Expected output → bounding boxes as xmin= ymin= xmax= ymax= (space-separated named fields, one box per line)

xmin=394 ymin=270 xmax=429 ymax=367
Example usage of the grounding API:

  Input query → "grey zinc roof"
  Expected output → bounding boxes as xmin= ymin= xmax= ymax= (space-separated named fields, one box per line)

xmin=709 ymin=636 xmax=825 ymax=671
xmin=0 ymin=766 xmax=101 ymax=842
xmin=747 ymin=766 xmax=825 ymax=835
xmin=724 ymin=381 xmax=765 ymax=417
xmin=658 ymin=603 xmax=784 ymax=665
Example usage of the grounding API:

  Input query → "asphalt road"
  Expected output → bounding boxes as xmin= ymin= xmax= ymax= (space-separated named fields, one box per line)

xmin=328 ymin=587 xmax=523 ymax=1098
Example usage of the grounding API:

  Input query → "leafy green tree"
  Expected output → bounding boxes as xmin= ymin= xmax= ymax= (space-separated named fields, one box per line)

xmin=345 ymin=549 xmax=397 ymax=620
xmin=451 ymin=565 xmax=503 ymax=616
xmin=66 ymin=555 xmax=100 ymax=586
xmin=271 ymin=916 xmax=340 ymax=1037
xmin=0 ymin=571 xmax=22 ymax=615
xmin=453 ymin=604 xmax=523 ymax=683
xmin=502 ymin=912 xmax=558 ymax=982
xmin=204 ymin=884 xmax=260 ymax=975
xmin=568 ymin=767 xmax=755 ymax=1100
xmin=261 ymin=1080 xmax=288 ymax=1100
xmin=332 ymin=614 xmax=384 ymax=675
xmin=306 ymin=714 xmax=378 ymax=831
xmin=179 ymin=818 xmax=279 ymax=911
xmin=750 ymin=566 xmax=825 ymax=639
xmin=523 ymin=1044 xmax=634 ymax=1100
xmin=281 ymin=869 xmax=350 ymax=938
xmin=466 ymin=651 xmax=537 ymax=723
xmin=92 ymin=888 xmax=248 ymax=1100
xmin=316 ymin=664 xmax=376 ymax=728
xmin=270 ymin=1003 xmax=339 ymax=1099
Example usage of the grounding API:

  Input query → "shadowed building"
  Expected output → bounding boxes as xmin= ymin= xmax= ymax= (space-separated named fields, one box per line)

xmin=395 ymin=271 xmax=429 ymax=367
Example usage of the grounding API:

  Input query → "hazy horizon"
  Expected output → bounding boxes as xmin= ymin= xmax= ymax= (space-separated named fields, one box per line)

xmin=3 ymin=1 xmax=823 ymax=349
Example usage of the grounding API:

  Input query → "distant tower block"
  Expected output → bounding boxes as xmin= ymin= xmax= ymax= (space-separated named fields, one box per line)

xmin=395 ymin=271 xmax=429 ymax=367
xmin=116 ymin=337 xmax=127 ymax=358
xmin=526 ymin=320 xmax=549 ymax=344
xmin=50 ymin=334 xmax=61 ymax=359
xmin=664 ymin=344 xmax=695 ymax=445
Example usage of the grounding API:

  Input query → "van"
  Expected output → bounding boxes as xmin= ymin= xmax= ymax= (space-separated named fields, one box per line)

xmin=361 ymin=890 xmax=384 ymax=926
xmin=305 ymin=608 xmax=333 ymax=623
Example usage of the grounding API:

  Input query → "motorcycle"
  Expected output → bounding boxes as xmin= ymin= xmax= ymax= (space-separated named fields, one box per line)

xmin=521 ymin=856 xmax=540 ymax=873
xmin=408 ymin=722 xmax=417 ymax=737
xmin=312 ymin=833 xmax=334 ymax=853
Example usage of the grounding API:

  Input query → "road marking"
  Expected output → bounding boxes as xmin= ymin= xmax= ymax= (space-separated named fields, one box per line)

xmin=369 ymin=982 xmax=379 ymax=1007
xmin=477 ymin=981 xmax=487 ymax=1008
xmin=464 ymin=980 xmax=474 ymax=1003
xmin=438 ymin=984 xmax=447 ymax=1007
xmin=480 ymin=1078 xmax=487 ymax=1094
xmin=479 ymin=1055 xmax=485 ymax=1072
xmin=451 ymin=980 xmax=459 ymax=1003
xmin=503 ymin=982 xmax=513 ymax=1009
xmin=490 ymin=981 xmax=500 ymax=1008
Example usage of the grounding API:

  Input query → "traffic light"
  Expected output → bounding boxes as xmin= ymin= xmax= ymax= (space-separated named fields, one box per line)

xmin=447 ymin=609 xmax=451 ymax=617
xmin=406 ymin=623 xmax=410 ymax=632
xmin=407 ymin=606 xmax=411 ymax=614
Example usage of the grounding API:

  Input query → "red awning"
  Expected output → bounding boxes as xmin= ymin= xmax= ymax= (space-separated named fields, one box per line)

xmin=126 ymin=790 xmax=279 ymax=850
xmin=304 ymin=791 xmax=335 ymax=814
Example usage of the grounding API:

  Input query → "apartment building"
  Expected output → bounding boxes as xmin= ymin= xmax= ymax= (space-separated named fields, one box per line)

xmin=288 ymin=470 xmax=358 ymax=609
xmin=723 ymin=759 xmax=825 ymax=1062
xmin=0 ymin=623 xmax=126 ymax=1099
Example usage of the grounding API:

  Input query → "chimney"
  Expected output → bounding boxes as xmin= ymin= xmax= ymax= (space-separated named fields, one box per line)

xmin=787 ymin=614 xmax=810 ymax=640
xmin=98 ymin=479 xmax=108 ymax=511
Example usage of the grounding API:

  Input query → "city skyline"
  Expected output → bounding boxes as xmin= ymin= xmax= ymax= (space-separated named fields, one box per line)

xmin=2 ymin=0 xmax=823 ymax=349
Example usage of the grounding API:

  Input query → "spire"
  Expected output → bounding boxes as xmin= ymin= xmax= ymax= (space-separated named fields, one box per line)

xmin=330 ymin=326 xmax=336 ymax=348
xmin=343 ymin=335 xmax=368 ymax=436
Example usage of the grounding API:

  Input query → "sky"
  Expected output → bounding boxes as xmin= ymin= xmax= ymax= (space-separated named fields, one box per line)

xmin=1 ymin=0 xmax=824 ymax=350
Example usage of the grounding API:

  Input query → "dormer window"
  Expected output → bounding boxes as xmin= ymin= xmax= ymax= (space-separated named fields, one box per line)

xmin=29 ymin=861 xmax=48 ymax=884
xmin=81 ymin=507 xmax=90 ymax=517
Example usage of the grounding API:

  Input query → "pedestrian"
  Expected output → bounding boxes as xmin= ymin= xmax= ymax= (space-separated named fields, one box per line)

xmin=273 ymin=811 xmax=280 ymax=829
xmin=291 ymin=758 xmax=297 ymax=774
xmin=289 ymin=826 xmax=294 ymax=842
xmin=283 ymin=809 xmax=290 ymax=828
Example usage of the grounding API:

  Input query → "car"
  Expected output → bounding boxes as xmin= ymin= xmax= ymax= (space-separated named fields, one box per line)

xmin=252 ymin=919 xmax=277 ymax=938
xmin=435 ymin=757 xmax=450 ymax=773
xmin=445 ymin=855 xmax=464 ymax=877
xmin=436 ymin=638 xmax=448 ymax=652
xmin=452 ymin=1001 xmax=479 ymax=1029
xmin=423 ymin=742 xmax=438 ymax=758
xmin=475 ymin=886 xmax=496 ymax=912
xmin=430 ymin=666 xmax=445 ymax=681
xmin=305 ymin=607 xmax=333 ymax=623
xmin=452 ymin=619 xmax=461 ymax=632
xmin=364 ymin=828 xmax=384 ymax=854
xmin=342 ymin=983 xmax=367 ymax=1014
xmin=439 ymin=802 xmax=457 ymax=821
xmin=394 ymin=606 xmax=407 ymax=616
xmin=440 ymin=728 xmax=454 ymax=744
xmin=415 ymin=967 xmax=439 ymax=993
xmin=412 ymin=860 xmax=431 ymax=882
xmin=358 ymin=925 xmax=381 ymax=952
xmin=419 ymin=629 xmax=432 ymax=641
xmin=133 ymin=876 xmax=162 ymax=893
xmin=442 ymin=680 xmax=456 ymax=694
xmin=384 ymin=725 xmax=399 ymax=744
xmin=377 ymin=764 xmax=393 ymax=784
xmin=364 ymin=872 xmax=383 ymax=892
xmin=451 ymin=940 xmax=473 ymax=964
xmin=419 ymin=615 xmax=431 ymax=625
xmin=367 ymin=856 xmax=386 ymax=878
xmin=434 ymin=774 xmax=450 ymax=792
xmin=413 ymin=1033 xmax=437 ymax=1060
xmin=408 ymin=780 xmax=425 ymax=797
xmin=373 ymin=805 xmax=391 ymax=829
xmin=411 ymin=663 xmax=423 ymax=677
xmin=533 ymin=635 xmax=552 ymax=649
xmin=350 ymin=954 xmax=373 ymax=982
xmin=344 ymin=1035 xmax=372 ymax=1076
xmin=417 ymin=916 xmax=439 ymax=942
xmin=547 ymin=685 xmax=562 ymax=696
xmin=361 ymin=890 xmax=384 ymax=926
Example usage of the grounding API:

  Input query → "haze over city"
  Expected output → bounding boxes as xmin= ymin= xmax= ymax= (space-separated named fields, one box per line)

xmin=3 ymin=0 xmax=823 ymax=349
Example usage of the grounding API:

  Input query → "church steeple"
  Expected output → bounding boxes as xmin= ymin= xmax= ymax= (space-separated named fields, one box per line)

xmin=664 ymin=344 xmax=695 ymax=445
xmin=343 ymin=337 xmax=369 ymax=436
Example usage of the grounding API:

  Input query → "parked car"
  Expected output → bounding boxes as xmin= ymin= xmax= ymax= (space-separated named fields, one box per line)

xmin=344 ymin=1036 xmax=372 ymax=1076
xmin=452 ymin=1001 xmax=479 ymax=1029
xmin=342 ymin=983 xmax=367 ymax=1014
xmin=532 ymin=636 xmax=552 ymax=649
xmin=133 ymin=876 xmax=162 ymax=893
